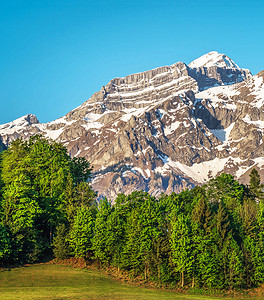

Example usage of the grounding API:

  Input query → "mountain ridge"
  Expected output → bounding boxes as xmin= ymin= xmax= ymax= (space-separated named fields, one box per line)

xmin=1 ymin=51 xmax=263 ymax=200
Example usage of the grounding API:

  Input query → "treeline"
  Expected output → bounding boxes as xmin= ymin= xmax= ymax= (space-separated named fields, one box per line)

xmin=1 ymin=137 xmax=264 ymax=290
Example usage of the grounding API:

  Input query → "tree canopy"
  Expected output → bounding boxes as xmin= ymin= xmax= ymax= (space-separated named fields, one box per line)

xmin=0 ymin=135 xmax=95 ymax=264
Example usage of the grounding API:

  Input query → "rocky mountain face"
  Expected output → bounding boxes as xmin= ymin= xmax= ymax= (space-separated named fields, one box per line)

xmin=1 ymin=51 xmax=263 ymax=200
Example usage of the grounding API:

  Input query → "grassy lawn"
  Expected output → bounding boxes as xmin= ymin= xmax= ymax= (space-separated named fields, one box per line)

xmin=0 ymin=264 xmax=258 ymax=300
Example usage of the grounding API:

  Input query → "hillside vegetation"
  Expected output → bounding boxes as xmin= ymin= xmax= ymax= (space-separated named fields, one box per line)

xmin=1 ymin=136 xmax=264 ymax=291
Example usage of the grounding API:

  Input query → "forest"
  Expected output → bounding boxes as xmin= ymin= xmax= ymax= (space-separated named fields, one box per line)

xmin=1 ymin=136 xmax=264 ymax=290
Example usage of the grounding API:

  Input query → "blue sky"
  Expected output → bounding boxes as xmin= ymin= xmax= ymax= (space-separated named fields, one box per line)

xmin=1 ymin=0 xmax=263 ymax=124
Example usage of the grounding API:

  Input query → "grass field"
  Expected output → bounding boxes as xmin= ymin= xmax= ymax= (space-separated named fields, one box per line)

xmin=0 ymin=264 xmax=259 ymax=299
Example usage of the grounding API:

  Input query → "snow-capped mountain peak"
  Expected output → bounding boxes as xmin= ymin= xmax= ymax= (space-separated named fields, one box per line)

xmin=0 ymin=114 xmax=39 ymax=135
xmin=0 ymin=114 xmax=39 ymax=129
xmin=189 ymin=51 xmax=245 ymax=70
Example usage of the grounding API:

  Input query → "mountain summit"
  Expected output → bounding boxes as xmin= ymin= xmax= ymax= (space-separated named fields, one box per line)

xmin=188 ymin=51 xmax=252 ymax=91
xmin=189 ymin=51 xmax=246 ymax=70
xmin=0 ymin=52 xmax=263 ymax=199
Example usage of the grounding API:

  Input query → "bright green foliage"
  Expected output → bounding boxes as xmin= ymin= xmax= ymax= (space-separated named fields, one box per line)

xmin=241 ymin=200 xmax=264 ymax=286
xmin=1 ymin=171 xmax=43 ymax=262
xmin=191 ymin=197 xmax=218 ymax=287
xmin=74 ymin=182 xmax=97 ymax=206
xmin=121 ymin=191 xmax=160 ymax=279
xmin=212 ymin=203 xmax=243 ymax=288
xmin=0 ymin=135 xmax=93 ymax=263
xmin=214 ymin=203 xmax=231 ymax=247
xmin=92 ymin=198 xmax=112 ymax=264
xmin=91 ymin=198 xmax=126 ymax=270
xmin=240 ymin=200 xmax=257 ymax=238
xmin=225 ymin=238 xmax=244 ymax=289
xmin=195 ymin=235 xmax=220 ymax=288
xmin=66 ymin=180 xmax=97 ymax=223
xmin=251 ymin=231 xmax=264 ymax=284
xmin=2 ymin=174 xmax=42 ymax=231
xmin=69 ymin=206 xmax=96 ymax=259
xmin=53 ymin=223 xmax=71 ymax=259
xmin=70 ymin=157 xmax=92 ymax=184
xmin=170 ymin=214 xmax=194 ymax=286
xmin=249 ymin=168 xmax=264 ymax=201
xmin=205 ymin=173 xmax=244 ymax=238
xmin=1 ymin=136 xmax=71 ymax=243
xmin=205 ymin=173 xmax=244 ymax=206
xmin=0 ymin=222 xmax=12 ymax=265
xmin=104 ymin=204 xmax=126 ymax=270
xmin=192 ymin=196 xmax=212 ymax=234
xmin=190 ymin=196 xmax=244 ymax=289
xmin=152 ymin=198 xmax=174 ymax=283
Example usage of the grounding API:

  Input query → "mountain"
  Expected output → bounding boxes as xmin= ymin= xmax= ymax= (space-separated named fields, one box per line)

xmin=188 ymin=51 xmax=251 ymax=90
xmin=1 ymin=51 xmax=263 ymax=199
xmin=0 ymin=114 xmax=40 ymax=145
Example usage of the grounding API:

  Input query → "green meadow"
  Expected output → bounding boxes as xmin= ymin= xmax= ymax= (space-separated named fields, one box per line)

xmin=0 ymin=264 xmax=259 ymax=300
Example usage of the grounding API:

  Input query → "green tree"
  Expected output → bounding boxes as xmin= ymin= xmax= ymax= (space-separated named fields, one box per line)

xmin=0 ymin=222 xmax=13 ymax=265
xmin=53 ymin=223 xmax=71 ymax=259
xmin=191 ymin=196 xmax=221 ymax=287
xmin=69 ymin=206 xmax=96 ymax=259
xmin=70 ymin=157 xmax=92 ymax=184
xmin=192 ymin=196 xmax=212 ymax=234
xmin=249 ymin=168 xmax=264 ymax=202
xmin=121 ymin=191 xmax=160 ymax=280
xmin=170 ymin=213 xmax=194 ymax=287
xmin=92 ymin=198 xmax=112 ymax=265
xmin=104 ymin=204 xmax=126 ymax=272
xmin=205 ymin=173 xmax=244 ymax=209
xmin=220 ymin=237 xmax=244 ymax=289
xmin=0 ymin=135 xmax=94 ymax=263
xmin=66 ymin=179 xmax=97 ymax=224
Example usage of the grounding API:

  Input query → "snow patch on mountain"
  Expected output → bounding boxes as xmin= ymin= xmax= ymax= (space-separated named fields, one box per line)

xmin=247 ymin=75 xmax=264 ymax=108
xmin=155 ymin=157 xmax=230 ymax=182
xmin=196 ymin=84 xmax=240 ymax=101
xmin=156 ymin=156 xmax=246 ymax=183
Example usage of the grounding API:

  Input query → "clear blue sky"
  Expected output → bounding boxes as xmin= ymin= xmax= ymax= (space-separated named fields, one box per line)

xmin=1 ymin=0 xmax=263 ymax=124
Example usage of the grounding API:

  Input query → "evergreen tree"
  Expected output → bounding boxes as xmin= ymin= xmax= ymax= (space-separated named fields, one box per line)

xmin=53 ymin=223 xmax=71 ymax=259
xmin=205 ymin=173 xmax=244 ymax=208
xmin=69 ymin=205 xmax=96 ymax=259
xmin=215 ymin=202 xmax=231 ymax=248
xmin=70 ymin=157 xmax=92 ymax=184
xmin=249 ymin=168 xmax=264 ymax=202
xmin=0 ymin=222 xmax=13 ymax=265
xmin=191 ymin=196 xmax=221 ymax=287
xmin=192 ymin=196 xmax=212 ymax=234
xmin=92 ymin=198 xmax=112 ymax=265
xmin=222 ymin=238 xmax=244 ymax=289
xmin=104 ymin=204 xmax=126 ymax=271
xmin=121 ymin=191 xmax=160 ymax=279
xmin=170 ymin=213 xmax=194 ymax=287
